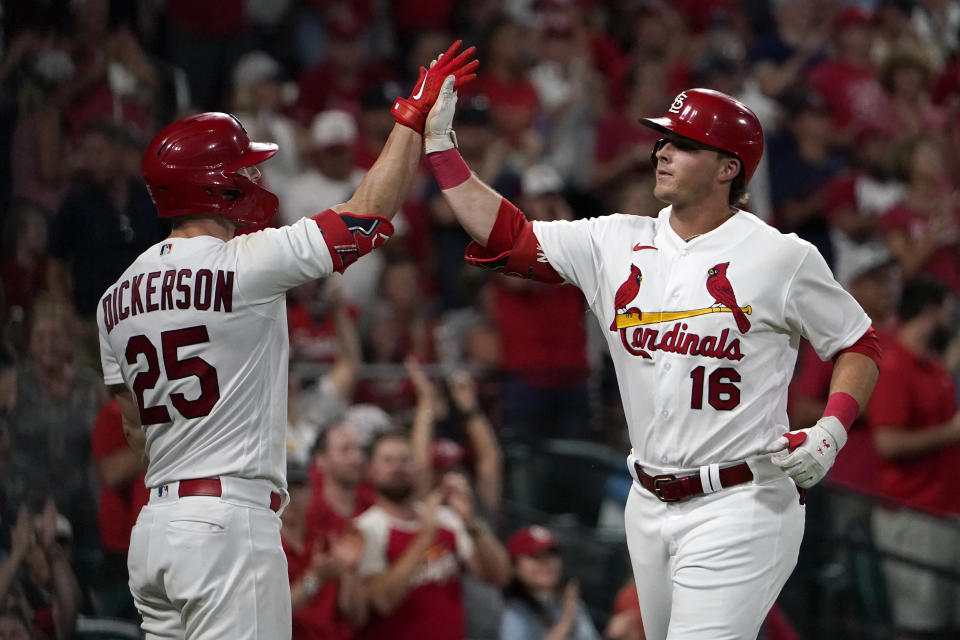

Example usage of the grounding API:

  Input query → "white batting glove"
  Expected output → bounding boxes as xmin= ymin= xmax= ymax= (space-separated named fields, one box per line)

xmin=765 ymin=417 xmax=848 ymax=488
xmin=424 ymin=75 xmax=458 ymax=155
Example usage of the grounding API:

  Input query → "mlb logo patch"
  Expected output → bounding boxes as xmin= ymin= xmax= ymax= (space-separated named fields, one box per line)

xmin=160 ymin=243 xmax=173 ymax=255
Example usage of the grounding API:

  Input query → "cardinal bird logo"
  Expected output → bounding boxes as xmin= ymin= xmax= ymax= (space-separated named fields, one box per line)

xmin=611 ymin=264 xmax=643 ymax=330
xmin=706 ymin=262 xmax=751 ymax=334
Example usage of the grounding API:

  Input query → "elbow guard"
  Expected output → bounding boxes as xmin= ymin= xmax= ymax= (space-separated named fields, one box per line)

xmin=464 ymin=198 xmax=563 ymax=284
xmin=313 ymin=209 xmax=394 ymax=274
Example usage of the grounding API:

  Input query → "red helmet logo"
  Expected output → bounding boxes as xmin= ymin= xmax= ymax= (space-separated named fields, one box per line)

xmin=142 ymin=112 xmax=279 ymax=225
xmin=640 ymin=88 xmax=764 ymax=184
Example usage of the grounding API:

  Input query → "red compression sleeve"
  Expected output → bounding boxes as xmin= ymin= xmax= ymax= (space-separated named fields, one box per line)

xmin=428 ymin=148 xmax=471 ymax=190
xmin=823 ymin=392 xmax=860 ymax=431
xmin=838 ymin=326 xmax=882 ymax=367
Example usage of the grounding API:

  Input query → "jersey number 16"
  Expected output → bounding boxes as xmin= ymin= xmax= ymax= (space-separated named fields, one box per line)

xmin=689 ymin=366 xmax=741 ymax=410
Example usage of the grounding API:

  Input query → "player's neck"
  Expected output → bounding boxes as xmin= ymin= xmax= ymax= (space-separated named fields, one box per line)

xmin=669 ymin=203 xmax=735 ymax=242
xmin=169 ymin=216 xmax=237 ymax=242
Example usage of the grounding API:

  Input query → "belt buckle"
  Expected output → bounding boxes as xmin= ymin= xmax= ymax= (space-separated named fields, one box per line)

xmin=652 ymin=474 xmax=680 ymax=502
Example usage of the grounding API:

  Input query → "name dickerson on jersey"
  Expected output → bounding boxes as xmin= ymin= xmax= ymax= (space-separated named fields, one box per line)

xmin=101 ymin=268 xmax=235 ymax=332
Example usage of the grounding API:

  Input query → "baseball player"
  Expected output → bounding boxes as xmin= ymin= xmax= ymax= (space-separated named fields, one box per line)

xmin=96 ymin=42 xmax=477 ymax=640
xmin=422 ymin=81 xmax=881 ymax=639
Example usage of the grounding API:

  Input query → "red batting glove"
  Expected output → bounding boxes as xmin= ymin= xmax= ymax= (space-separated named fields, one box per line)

xmin=392 ymin=40 xmax=478 ymax=134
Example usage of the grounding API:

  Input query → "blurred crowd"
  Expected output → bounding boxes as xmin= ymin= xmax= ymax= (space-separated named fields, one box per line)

xmin=0 ymin=0 xmax=959 ymax=638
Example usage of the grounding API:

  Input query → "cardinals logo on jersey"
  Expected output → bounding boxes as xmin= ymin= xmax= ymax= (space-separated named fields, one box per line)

xmin=609 ymin=259 xmax=753 ymax=361
xmin=706 ymin=262 xmax=751 ymax=334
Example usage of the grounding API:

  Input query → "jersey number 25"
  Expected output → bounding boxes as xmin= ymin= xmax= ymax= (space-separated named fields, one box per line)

xmin=124 ymin=326 xmax=222 ymax=425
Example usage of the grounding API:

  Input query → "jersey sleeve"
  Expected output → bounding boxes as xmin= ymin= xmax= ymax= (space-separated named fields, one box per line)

xmin=354 ymin=509 xmax=389 ymax=577
xmin=531 ymin=218 xmax=606 ymax=304
xmin=437 ymin=506 xmax=475 ymax=562
xmin=98 ymin=314 xmax=124 ymax=386
xmin=783 ymin=245 xmax=872 ymax=360
xmin=231 ymin=217 xmax=335 ymax=304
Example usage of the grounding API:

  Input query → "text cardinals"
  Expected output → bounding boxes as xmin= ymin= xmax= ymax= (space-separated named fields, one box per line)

xmin=102 ymin=268 xmax=234 ymax=333
xmin=619 ymin=322 xmax=744 ymax=361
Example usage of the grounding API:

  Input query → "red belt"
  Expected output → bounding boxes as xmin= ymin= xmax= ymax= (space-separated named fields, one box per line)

xmin=634 ymin=462 xmax=753 ymax=502
xmin=178 ymin=478 xmax=283 ymax=513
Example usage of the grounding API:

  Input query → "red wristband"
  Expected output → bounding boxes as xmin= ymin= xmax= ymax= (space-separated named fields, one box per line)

xmin=428 ymin=148 xmax=471 ymax=190
xmin=823 ymin=391 xmax=859 ymax=431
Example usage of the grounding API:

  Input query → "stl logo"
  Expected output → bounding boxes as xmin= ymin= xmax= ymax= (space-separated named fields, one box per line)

xmin=668 ymin=91 xmax=689 ymax=114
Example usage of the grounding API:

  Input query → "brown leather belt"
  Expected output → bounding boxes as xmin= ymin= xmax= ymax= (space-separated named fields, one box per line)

xmin=634 ymin=462 xmax=754 ymax=502
xmin=178 ymin=478 xmax=283 ymax=513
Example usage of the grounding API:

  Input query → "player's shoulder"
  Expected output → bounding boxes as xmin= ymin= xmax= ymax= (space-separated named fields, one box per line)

xmin=736 ymin=210 xmax=814 ymax=262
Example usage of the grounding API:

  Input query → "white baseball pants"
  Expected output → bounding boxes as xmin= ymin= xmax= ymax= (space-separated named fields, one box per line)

xmin=624 ymin=457 xmax=804 ymax=640
xmin=128 ymin=478 xmax=291 ymax=640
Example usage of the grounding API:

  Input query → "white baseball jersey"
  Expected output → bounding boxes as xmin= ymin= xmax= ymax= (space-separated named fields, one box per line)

xmin=97 ymin=217 xmax=333 ymax=490
xmin=534 ymin=207 xmax=871 ymax=469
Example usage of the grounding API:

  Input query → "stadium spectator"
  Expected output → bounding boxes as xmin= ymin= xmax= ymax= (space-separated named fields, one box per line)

xmin=878 ymin=134 xmax=960 ymax=294
xmin=280 ymin=110 xmax=364 ymax=226
xmin=90 ymin=399 xmax=147 ymax=619
xmin=1 ymin=206 xmax=48 ymax=324
xmin=282 ymin=460 xmax=366 ymax=640
xmin=768 ymin=89 xmax=848 ymax=267
xmin=493 ymin=166 xmax=590 ymax=442
xmin=231 ymin=51 xmax=304 ymax=198
xmin=0 ymin=500 xmax=82 ymax=640
xmin=749 ymin=0 xmax=827 ymax=100
xmin=500 ymin=525 xmax=599 ymax=640
xmin=867 ymin=277 xmax=960 ymax=636
xmin=46 ymin=121 xmax=168 ymax=319
xmin=9 ymin=45 xmax=73 ymax=218
xmin=6 ymin=299 xmax=102 ymax=550
xmin=63 ymin=0 xmax=155 ymax=140
xmin=879 ymin=46 xmax=946 ymax=143
xmin=354 ymin=432 xmax=510 ymax=640
xmin=807 ymin=5 xmax=887 ymax=136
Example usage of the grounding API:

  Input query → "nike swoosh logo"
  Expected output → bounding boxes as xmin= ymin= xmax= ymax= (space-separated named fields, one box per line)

xmin=412 ymin=79 xmax=426 ymax=100
xmin=633 ymin=244 xmax=657 ymax=251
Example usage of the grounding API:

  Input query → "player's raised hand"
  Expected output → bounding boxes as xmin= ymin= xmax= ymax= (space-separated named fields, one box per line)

xmin=764 ymin=416 xmax=847 ymax=488
xmin=424 ymin=75 xmax=459 ymax=154
xmin=393 ymin=40 xmax=478 ymax=134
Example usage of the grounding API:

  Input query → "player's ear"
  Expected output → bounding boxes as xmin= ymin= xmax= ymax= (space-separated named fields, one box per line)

xmin=717 ymin=155 xmax=741 ymax=184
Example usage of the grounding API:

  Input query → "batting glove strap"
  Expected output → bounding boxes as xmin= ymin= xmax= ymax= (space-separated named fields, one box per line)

xmin=392 ymin=97 xmax=426 ymax=133
xmin=770 ymin=417 xmax=846 ymax=489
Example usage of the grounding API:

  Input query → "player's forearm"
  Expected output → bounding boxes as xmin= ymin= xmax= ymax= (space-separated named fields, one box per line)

xmin=334 ymin=125 xmax=421 ymax=220
xmin=440 ymin=175 xmax=504 ymax=246
xmin=828 ymin=352 xmax=878 ymax=411
xmin=872 ymin=423 xmax=960 ymax=461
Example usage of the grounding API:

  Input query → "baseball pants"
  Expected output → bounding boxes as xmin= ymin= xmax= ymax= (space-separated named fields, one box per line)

xmin=624 ymin=457 xmax=804 ymax=640
xmin=128 ymin=478 xmax=291 ymax=640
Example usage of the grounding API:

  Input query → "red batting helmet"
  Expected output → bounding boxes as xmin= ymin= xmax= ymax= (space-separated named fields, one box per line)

xmin=142 ymin=112 xmax=279 ymax=224
xmin=640 ymin=88 xmax=764 ymax=184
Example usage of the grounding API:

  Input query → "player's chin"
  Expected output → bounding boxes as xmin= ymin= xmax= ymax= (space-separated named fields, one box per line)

xmin=652 ymin=183 xmax=677 ymax=203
